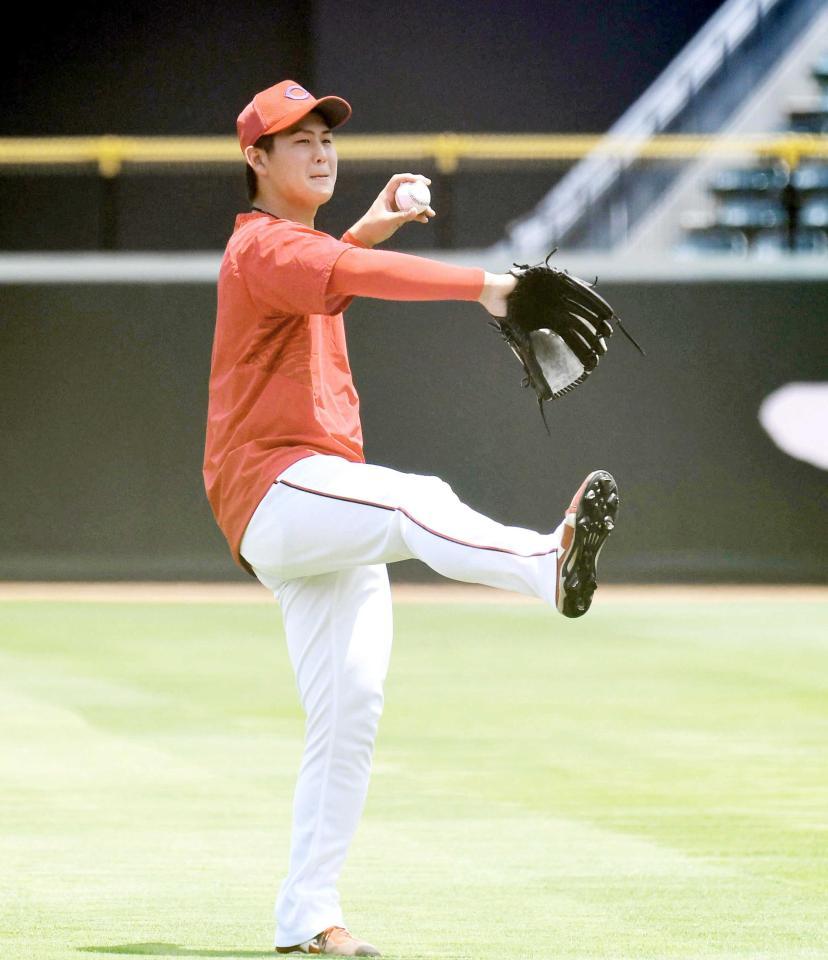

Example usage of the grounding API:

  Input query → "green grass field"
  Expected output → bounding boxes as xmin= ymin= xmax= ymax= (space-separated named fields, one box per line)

xmin=1 ymin=593 xmax=826 ymax=960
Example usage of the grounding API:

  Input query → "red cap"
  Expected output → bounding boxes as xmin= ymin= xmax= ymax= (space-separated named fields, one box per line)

xmin=237 ymin=79 xmax=352 ymax=152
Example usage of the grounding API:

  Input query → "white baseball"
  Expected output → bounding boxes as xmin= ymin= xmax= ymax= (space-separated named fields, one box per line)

xmin=395 ymin=180 xmax=431 ymax=213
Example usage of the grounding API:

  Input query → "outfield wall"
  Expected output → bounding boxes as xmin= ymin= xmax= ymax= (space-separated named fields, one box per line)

xmin=1 ymin=255 xmax=825 ymax=583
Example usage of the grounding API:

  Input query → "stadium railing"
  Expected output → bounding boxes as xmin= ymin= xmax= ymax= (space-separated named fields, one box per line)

xmin=1 ymin=132 xmax=826 ymax=251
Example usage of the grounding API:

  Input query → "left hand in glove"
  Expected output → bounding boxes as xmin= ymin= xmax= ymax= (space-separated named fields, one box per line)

xmin=485 ymin=250 xmax=644 ymax=428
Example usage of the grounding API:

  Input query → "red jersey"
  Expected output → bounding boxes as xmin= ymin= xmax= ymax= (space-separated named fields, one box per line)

xmin=204 ymin=212 xmax=367 ymax=574
xmin=204 ymin=210 xmax=486 ymax=574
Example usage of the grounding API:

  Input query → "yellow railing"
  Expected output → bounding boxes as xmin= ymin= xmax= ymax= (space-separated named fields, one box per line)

xmin=0 ymin=133 xmax=826 ymax=175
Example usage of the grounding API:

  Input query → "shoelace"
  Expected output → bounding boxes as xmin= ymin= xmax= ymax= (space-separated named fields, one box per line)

xmin=314 ymin=926 xmax=350 ymax=952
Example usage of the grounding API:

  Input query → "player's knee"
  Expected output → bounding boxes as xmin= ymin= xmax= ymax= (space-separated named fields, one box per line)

xmin=340 ymin=672 xmax=385 ymax=727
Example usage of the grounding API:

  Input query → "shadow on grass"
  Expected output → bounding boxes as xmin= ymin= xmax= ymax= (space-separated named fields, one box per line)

xmin=79 ymin=946 xmax=415 ymax=960
xmin=79 ymin=946 xmax=274 ymax=958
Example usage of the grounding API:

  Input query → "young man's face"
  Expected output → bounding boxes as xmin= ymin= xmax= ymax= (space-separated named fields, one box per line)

xmin=265 ymin=110 xmax=338 ymax=208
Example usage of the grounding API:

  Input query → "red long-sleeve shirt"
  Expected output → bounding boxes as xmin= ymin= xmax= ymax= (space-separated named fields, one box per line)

xmin=203 ymin=210 xmax=485 ymax=573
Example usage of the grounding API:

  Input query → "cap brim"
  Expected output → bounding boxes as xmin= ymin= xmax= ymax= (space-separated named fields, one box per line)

xmin=261 ymin=95 xmax=352 ymax=137
xmin=313 ymin=96 xmax=352 ymax=129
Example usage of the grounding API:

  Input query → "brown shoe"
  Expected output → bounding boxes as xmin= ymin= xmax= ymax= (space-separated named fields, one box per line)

xmin=276 ymin=925 xmax=381 ymax=956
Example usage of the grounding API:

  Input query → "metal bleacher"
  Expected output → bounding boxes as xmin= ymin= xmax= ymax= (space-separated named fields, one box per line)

xmin=679 ymin=51 xmax=828 ymax=254
xmin=493 ymin=0 xmax=828 ymax=259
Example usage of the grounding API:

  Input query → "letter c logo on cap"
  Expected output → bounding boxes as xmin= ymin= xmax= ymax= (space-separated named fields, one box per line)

xmin=285 ymin=86 xmax=311 ymax=100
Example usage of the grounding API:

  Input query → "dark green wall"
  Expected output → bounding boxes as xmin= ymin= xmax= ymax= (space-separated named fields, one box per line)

xmin=1 ymin=277 xmax=825 ymax=582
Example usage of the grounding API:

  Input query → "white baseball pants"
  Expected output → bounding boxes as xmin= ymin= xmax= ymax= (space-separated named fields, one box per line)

xmin=239 ymin=453 xmax=562 ymax=948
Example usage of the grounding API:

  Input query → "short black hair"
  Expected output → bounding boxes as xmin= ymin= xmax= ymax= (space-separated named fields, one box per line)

xmin=245 ymin=133 xmax=276 ymax=203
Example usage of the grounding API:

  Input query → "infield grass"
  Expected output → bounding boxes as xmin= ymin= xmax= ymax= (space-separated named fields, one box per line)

xmin=1 ymin=593 xmax=826 ymax=959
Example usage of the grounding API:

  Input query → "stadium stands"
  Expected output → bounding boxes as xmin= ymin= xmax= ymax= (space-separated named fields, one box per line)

xmin=679 ymin=48 xmax=828 ymax=254
xmin=496 ymin=0 xmax=828 ymax=258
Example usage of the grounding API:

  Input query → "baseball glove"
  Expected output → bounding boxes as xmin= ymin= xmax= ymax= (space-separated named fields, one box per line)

xmin=490 ymin=250 xmax=644 ymax=430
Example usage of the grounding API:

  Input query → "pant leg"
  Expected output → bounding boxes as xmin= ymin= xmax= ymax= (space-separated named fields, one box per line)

xmin=241 ymin=454 xmax=560 ymax=606
xmin=272 ymin=563 xmax=393 ymax=948
xmin=239 ymin=454 xmax=561 ymax=947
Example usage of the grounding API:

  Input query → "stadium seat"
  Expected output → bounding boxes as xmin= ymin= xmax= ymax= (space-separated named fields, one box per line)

xmin=678 ymin=211 xmax=749 ymax=254
xmin=792 ymin=164 xmax=828 ymax=195
xmin=788 ymin=106 xmax=828 ymax=134
xmin=812 ymin=52 xmax=828 ymax=103
xmin=709 ymin=166 xmax=788 ymax=197
xmin=677 ymin=228 xmax=748 ymax=254
xmin=799 ymin=197 xmax=828 ymax=228
xmin=753 ymin=228 xmax=828 ymax=253
xmin=716 ymin=198 xmax=786 ymax=230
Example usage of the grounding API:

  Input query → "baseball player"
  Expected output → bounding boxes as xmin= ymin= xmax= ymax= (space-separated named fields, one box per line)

xmin=203 ymin=79 xmax=619 ymax=956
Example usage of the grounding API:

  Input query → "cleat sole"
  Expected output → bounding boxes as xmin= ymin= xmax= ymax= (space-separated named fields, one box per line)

xmin=556 ymin=470 xmax=619 ymax=619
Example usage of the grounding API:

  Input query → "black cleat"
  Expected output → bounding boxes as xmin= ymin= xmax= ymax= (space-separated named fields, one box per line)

xmin=555 ymin=470 xmax=619 ymax=618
